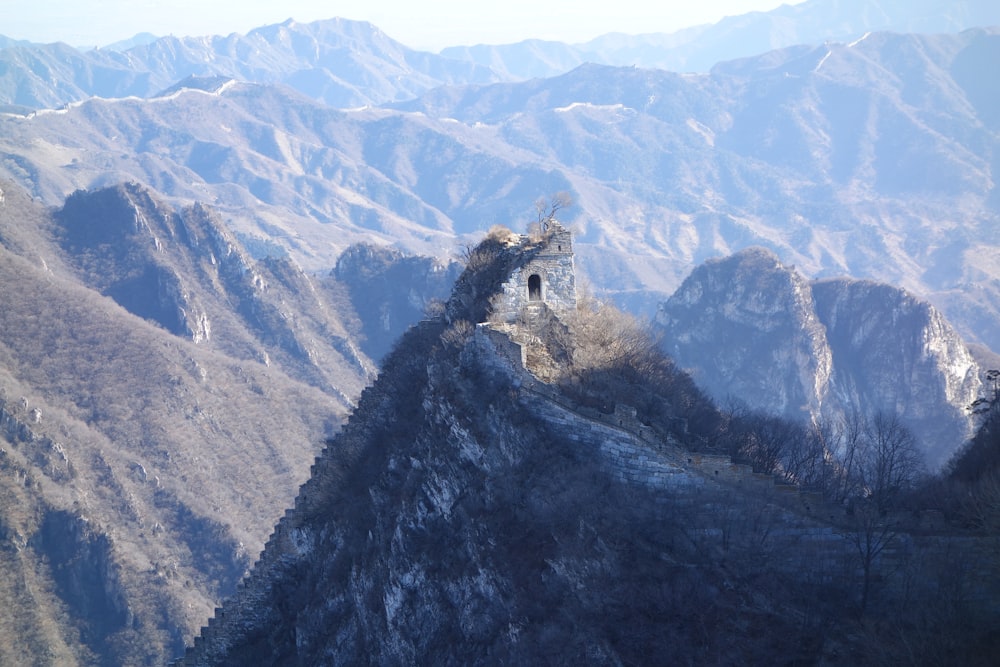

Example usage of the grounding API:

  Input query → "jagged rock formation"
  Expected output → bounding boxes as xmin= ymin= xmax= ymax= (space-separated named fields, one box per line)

xmin=655 ymin=247 xmax=981 ymax=467
xmin=179 ymin=229 xmax=1000 ymax=666
xmin=54 ymin=182 xmax=375 ymax=397
xmin=655 ymin=247 xmax=832 ymax=419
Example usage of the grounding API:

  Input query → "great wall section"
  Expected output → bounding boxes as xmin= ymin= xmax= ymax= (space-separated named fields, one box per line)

xmin=480 ymin=323 xmax=1000 ymax=607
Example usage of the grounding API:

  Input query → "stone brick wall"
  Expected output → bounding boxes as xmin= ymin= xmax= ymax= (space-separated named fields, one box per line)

xmin=496 ymin=222 xmax=576 ymax=322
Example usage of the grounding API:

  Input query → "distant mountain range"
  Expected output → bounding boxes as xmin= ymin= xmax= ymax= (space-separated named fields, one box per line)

xmin=3 ymin=0 xmax=998 ymax=110
xmin=442 ymin=0 xmax=1000 ymax=78
xmin=2 ymin=21 xmax=998 ymax=353
xmin=0 ymin=18 xmax=498 ymax=110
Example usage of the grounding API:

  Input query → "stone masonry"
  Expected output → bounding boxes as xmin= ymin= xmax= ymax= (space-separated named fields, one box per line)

xmin=495 ymin=221 xmax=576 ymax=323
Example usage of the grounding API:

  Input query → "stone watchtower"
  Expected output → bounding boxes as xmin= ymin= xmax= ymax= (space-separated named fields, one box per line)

xmin=495 ymin=221 xmax=577 ymax=323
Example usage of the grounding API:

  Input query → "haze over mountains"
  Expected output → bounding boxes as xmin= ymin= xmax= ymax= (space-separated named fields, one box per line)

xmin=3 ymin=14 xmax=999 ymax=354
xmin=4 ymin=0 xmax=998 ymax=109
xmin=1 ymin=0 xmax=1000 ymax=662
xmin=442 ymin=0 xmax=1000 ymax=78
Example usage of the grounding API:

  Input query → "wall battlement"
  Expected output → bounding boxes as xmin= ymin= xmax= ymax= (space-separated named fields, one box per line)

xmin=495 ymin=221 xmax=576 ymax=323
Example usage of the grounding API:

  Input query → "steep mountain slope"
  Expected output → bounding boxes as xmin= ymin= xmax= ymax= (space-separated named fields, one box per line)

xmin=0 ymin=18 xmax=498 ymax=109
xmin=0 ymin=182 xmax=372 ymax=664
xmin=656 ymin=247 xmax=980 ymax=467
xmin=52 ymin=182 xmax=373 ymax=398
xmin=178 ymin=229 xmax=1000 ymax=666
xmin=1 ymin=28 xmax=996 ymax=356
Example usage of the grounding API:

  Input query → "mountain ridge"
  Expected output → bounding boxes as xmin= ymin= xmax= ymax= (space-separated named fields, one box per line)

xmin=177 ymin=226 xmax=1000 ymax=665
xmin=0 ymin=17 xmax=500 ymax=110
xmin=0 ymin=181 xmax=378 ymax=663
xmin=5 ymin=0 xmax=996 ymax=106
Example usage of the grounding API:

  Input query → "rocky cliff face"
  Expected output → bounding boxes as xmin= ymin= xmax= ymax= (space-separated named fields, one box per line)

xmin=811 ymin=278 xmax=981 ymax=466
xmin=656 ymin=248 xmax=833 ymax=420
xmin=655 ymin=247 xmax=980 ymax=467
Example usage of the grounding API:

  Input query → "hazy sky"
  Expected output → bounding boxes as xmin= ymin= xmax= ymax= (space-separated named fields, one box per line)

xmin=5 ymin=0 xmax=806 ymax=50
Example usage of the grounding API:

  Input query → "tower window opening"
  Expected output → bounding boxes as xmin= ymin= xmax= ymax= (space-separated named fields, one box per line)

xmin=528 ymin=274 xmax=542 ymax=301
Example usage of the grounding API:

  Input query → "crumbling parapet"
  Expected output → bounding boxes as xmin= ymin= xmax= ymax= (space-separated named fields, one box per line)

xmin=494 ymin=221 xmax=576 ymax=324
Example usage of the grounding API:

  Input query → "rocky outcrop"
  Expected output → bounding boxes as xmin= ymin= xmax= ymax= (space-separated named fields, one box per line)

xmin=656 ymin=247 xmax=832 ymax=420
xmin=811 ymin=278 xmax=981 ymax=466
xmin=655 ymin=247 xmax=981 ymax=467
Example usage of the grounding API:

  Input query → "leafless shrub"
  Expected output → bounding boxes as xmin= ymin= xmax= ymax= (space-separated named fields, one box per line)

xmin=963 ymin=470 xmax=1000 ymax=534
xmin=565 ymin=294 xmax=663 ymax=378
xmin=533 ymin=191 xmax=573 ymax=234
xmin=441 ymin=320 xmax=474 ymax=349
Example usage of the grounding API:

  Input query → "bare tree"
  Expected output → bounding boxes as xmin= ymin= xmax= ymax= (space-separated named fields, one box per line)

xmin=850 ymin=499 xmax=899 ymax=616
xmin=833 ymin=410 xmax=867 ymax=504
xmin=964 ymin=469 xmax=1000 ymax=535
xmin=726 ymin=410 xmax=801 ymax=476
xmin=861 ymin=411 xmax=923 ymax=512
xmin=565 ymin=294 xmax=662 ymax=376
xmin=837 ymin=411 xmax=923 ymax=615
xmin=533 ymin=191 xmax=573 ymax=233
xmin=784 ymin=419 xmax=836 ymax=487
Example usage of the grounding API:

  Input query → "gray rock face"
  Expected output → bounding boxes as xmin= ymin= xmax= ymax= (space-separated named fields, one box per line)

xmin=53 ymin=182 xmax=375 ymax=395
xmin=656 ymin=247 xmax=980 ymax=467
xmin=811 ymin=278 xmax=981 ymax=466
xmin=657 ymin=248 xmax=832 ymax=420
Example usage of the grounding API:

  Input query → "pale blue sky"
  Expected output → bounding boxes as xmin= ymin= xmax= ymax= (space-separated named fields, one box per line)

xmin=3 ymin=0 xmax=806 ymax=50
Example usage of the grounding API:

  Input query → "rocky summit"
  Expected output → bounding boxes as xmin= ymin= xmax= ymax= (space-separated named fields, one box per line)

xmin=179 ymin=227 xmax=1000 ymax=666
